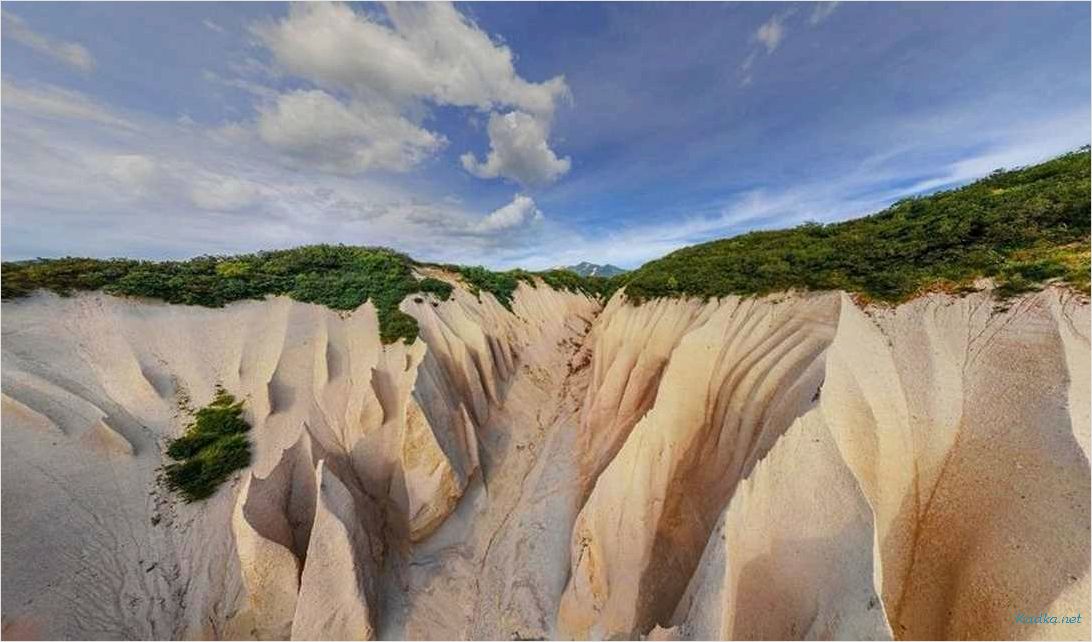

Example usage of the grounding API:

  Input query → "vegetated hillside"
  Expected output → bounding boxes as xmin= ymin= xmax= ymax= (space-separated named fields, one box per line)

xmin=431 ymin=263 xmax=614 ymax=310
xmin=563 ymin=262 xmax=628 ymax=278
xmin=0 ymin=245 xmax=606 ymax=344
xmin=3 ymin=150 xmax=1087 ymax=339
xmin=615 ymin=148 xmax=1091 ymax=304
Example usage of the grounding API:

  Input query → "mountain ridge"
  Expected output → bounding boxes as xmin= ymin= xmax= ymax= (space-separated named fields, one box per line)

xmin=559 ymin=262 xmax=628 ymax=278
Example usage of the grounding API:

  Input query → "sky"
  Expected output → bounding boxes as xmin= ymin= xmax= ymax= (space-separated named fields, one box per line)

xmin=1 ymin=2 xmax=1089 ymax=269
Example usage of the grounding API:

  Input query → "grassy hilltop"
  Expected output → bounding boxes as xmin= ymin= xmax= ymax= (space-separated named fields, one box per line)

xmin=3 ymin=149 xmax=1089 ymax=342
xmin=0 ymin=244 xmax=610 ymax=344
xmin=614 ymin=148 xmax=1090 ymax=303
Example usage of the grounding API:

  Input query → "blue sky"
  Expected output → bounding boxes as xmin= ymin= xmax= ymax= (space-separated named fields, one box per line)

xmin=2 ymin=2 xmax=1089 ymax=269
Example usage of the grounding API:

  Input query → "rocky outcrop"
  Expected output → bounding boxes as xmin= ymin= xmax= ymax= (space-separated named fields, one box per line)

xmin=667 ymin=411 xmax=890 ymax=640
xmin=291 ymin=461 xmax=379 ymax=641
xmin=558 ymin=288 xmax=1089 ymax=641
xmin=559 ymin=293 xmax=841 ymax=637
xmin=1 ymin=282 xmax=1086 ymax=640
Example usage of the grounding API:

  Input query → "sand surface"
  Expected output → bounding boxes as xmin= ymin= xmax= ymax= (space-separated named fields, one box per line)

xmin=1 ymin=281 xmax=1087 ymax=640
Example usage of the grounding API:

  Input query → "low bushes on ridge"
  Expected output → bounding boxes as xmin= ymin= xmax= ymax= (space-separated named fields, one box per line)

xmin=613 ymin=148 xmax=1091 ymax=304
xmin=1 ymin=245 xmax=454 ymax=344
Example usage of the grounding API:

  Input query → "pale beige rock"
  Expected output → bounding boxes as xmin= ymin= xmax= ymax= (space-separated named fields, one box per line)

xmin=79 ymin=417 xmax=135 ymax=457
xmin=1 ymin=393 xmax=61 ymax=434
xmin=559 ymin=293 xmax=841 ymax=638
xmin=291 ymin=461 xmax=378 ymax=641
xmin=820 ymin=290 xmax=1091 ymax=640
xmin=670 ymin=411 xmax=891 ymax=640
xmin=1 ymin=282 xmax=1086 ymax=641
xmin=233 ymin=469 xmax=302 ymax=640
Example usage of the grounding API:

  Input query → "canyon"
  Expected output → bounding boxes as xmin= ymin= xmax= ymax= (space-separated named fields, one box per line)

xmin=1 ymin=276 xmax=1089 ymax=641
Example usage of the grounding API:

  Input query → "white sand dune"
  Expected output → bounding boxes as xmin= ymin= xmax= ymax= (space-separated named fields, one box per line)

xmin=1 ymin=280 xmax=1087 ymax=640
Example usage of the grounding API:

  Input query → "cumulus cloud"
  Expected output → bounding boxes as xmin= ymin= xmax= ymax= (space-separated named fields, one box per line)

xmin=253 ymin=3 xmax=567 ymax=116
xmin=461 ymin=111 xmax=571 ymax=186
xmin=256 ymin=89 xmax=445 ymax=173
xmin=2 ymin=11 xmax=95 ymax=72
xmin=474 ymin=194 xmax=544 ymax=233
xmin=247 ymin=2 xmax=570 ymax=178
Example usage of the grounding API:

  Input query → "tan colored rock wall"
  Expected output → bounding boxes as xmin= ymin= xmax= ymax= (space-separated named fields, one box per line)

xmin=1 ymin=282 xmax=1086 ymax=641
xmin=562 ymin=289 xmax=1089 ymax=641
xmin=0 ymin=280 xmax=597 ymax=639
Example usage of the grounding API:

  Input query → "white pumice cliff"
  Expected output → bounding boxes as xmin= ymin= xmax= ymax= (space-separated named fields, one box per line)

xmin=1 ymin=280 xmax=1088 ymax=641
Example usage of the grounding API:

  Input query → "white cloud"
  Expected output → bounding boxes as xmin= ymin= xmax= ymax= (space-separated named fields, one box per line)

xmin=203 ymin=69 xmax=279 ymax=100
xmin=755 ymin=13 xmax=787 ymax=53
xmin=202 ymin=19 xmax=225 ymax=34
xmin=1 ymin=80 xmax=135 ymax=131
xmin=474 ymin=194 xmax=544 ymax=233
xmin=253 ymin=3 xmax=567 ymax=116
xmin=189 ymin=175 xmax=261 ymax=211
xmin=256 ymin=89 xmax=445 ymax=173
xmin=2 ymin=11 xmax=94 ymax=72
xmin=3 ymin=73 xmax=1085 ymax=273
xmin=0 ymin=80 xmax=557 ymax=263
xmin=809 ymin=2 xmax=841 ymax=26
xmin=461 ymin=111 xmax=571 ymax=186
xmin=247 ymin=2 xmax=570 ymax=178
xmin=103 ymin=152 xmax=260 ymax=211
xmin=107 ymin=154 xmax=160 ymax=194
xmin=740 ymin=9 xmax=800 ymax=84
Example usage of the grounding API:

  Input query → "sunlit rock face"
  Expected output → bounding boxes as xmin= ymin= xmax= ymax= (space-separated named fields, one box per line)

xmin=1 ymin=282 xmax=1087 ymax=641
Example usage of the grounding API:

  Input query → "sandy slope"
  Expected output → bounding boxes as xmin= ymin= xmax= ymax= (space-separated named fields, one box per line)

xmin=1 ymin=282 xmax=1087 ymax=640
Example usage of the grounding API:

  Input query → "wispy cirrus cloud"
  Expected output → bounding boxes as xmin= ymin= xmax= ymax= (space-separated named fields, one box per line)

xmin=1 ymin=79 xmax=136 ymax=130
xmin=738 ymin=4 xmax=841 ymax=85
xmin=755 ymin=11 xmax=790 ymax=54
xmin=2 ymin=10 xmax=95 ymax=72
xmin=809 ymin=2 xmax=841 ymax=26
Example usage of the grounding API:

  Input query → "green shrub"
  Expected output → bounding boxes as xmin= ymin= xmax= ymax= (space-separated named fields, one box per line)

xmin=163 ymin=390 xmax=252 ymax=502
xmin=425 ymin=264 xmax=613 ymax=311
xmin=446 ymin=265 xmax=530 ymax=310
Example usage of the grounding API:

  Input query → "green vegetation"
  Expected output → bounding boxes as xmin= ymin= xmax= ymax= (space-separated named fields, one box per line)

xmin=164 ymin=390 xmax=251 ymax=502
xmin=1 ymin=245 xmax=454 ymax=344
xmin=444 ymin=264 xmax=528 ymax=310
xmin=0 ymin=243 xmax=610 ymax=338
xmin=439 ymin=264 xmax=613 ymax=310
xmin=614 ymin=149 xmax=1091 ymax=304
xmin=536 ymin=269 xmax=614 ymax=299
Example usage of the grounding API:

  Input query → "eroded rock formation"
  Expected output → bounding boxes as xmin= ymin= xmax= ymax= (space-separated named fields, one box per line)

xmin=1 ymin=279 xmax=1087 ymax=640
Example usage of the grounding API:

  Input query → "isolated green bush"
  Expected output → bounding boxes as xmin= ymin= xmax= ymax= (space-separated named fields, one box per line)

xmin=163 ymin=390 xmax=252 ymax=502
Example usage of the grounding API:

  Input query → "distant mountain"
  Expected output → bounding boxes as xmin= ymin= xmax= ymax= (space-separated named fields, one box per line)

xmin=560 ymin=262 xmax=627 ymax=278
